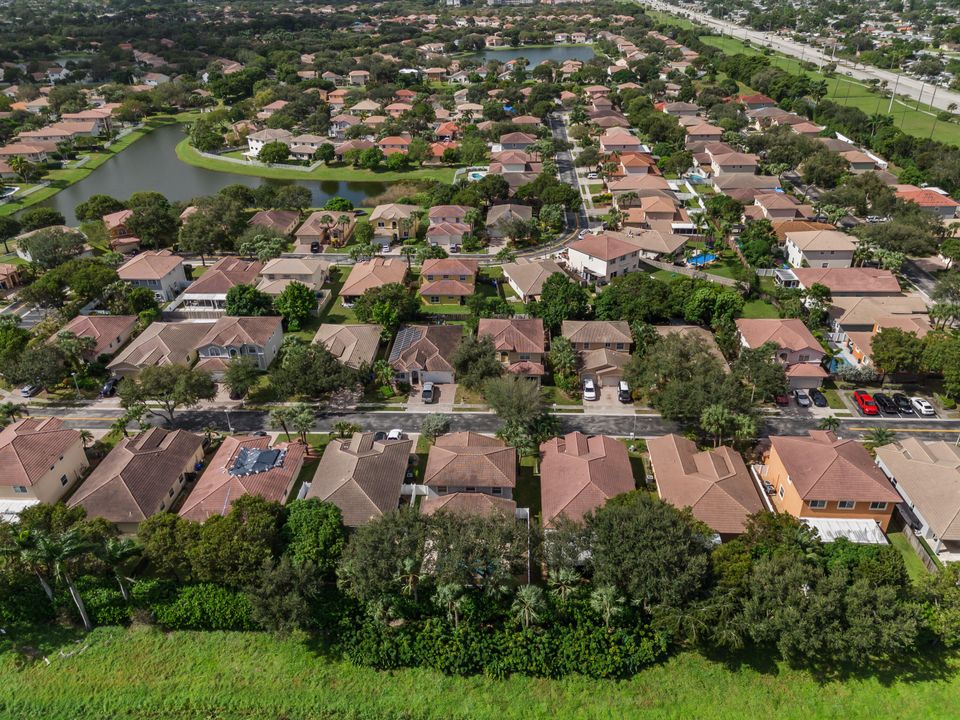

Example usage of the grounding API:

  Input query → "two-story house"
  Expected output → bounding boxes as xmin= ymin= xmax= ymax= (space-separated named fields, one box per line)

xmin=0 ymin=418 xmax=88 ymax=509
xmin=419 ymin=258 xmax=478 ymax=305
xmin=561 ymin=320 xmax=632 ymax=387
xmin=177 ymin=257 xmax=264 ymax=318
xmin=257 ymin=257 xmax=329 ymax=295
xmin=423 ymin=432 xmax=517 ymax=500
xmin=368 ymin=203 xmax=420 ymax=242
xmin=735 ymin=318 xmax=827 ymax=390
xmin=194 ymin=316 xmax=284 ymax=378
xmin=54 ymin=315 xmax=138 ymax=361
xmin=785 ymin=230 xmax=856 ymax=269
xmin=477 ymin=318 xmax=547 ymax=381
xmin=294 ymin=211 xmax=357 ymax=248
xmin=117 ymin=250 xmax=188 ymax=302
xmin=499 ymin=131 xmax=537 ymax=150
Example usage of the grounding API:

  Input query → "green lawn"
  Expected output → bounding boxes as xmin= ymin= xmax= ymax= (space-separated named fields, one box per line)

xmin=3 ymin=625 xmax=959 ymax=719
xmin=175 ymin=139 xmax=456 ymax=183
xmin=699 ymin=35 xmax=960 ymax=147
xmin=515 ymin=455 xmax=541 ymax=518
xmin=887 ymin=532 xmax=930 ymax=583
xmin=740 ymin=298 xmax=780 ymax=319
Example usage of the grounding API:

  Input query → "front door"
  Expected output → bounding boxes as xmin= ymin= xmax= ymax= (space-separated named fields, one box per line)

xmin=411 ymin=370 xmax=420 ymax=385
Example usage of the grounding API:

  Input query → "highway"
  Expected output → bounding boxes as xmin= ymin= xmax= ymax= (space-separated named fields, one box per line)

xmin=644 ymin=1 xmax=960 ymax=114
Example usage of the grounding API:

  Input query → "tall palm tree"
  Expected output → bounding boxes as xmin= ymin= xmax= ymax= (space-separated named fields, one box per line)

xmin=0 ymin=402 xmax=26 ymax=423
xmin=394 ymin=557 xmax=423 ymax=604
xmin=336 ymin=214 xmax=351 ymax=246
xmin=1 ymin=528 xmax=54 ymax=601
xmin=319 ymin=214 xmax=333 ymax=244
xmin=590 ymin=585 xmax=624 ymax=629
xmin=35 ymin=528 xmax=98 ymax=631
xmin=110 ymin=416 xmax=130 ymax=439
xmin=98 ymin=537 xmax=141 ymax=602
xmin=511 ymin=584 xmax=545 ymax=630
xmin=269 ymin=406 xmax=294 ymax=442
xmin=79 ymin=429 xmax=94 ymax=448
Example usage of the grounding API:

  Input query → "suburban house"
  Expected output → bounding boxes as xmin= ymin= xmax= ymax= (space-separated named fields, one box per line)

xmin=761 ymin=431 xmax=900 ymax=534
xmin=486 ymin=204 xmax=533 ymax=239
xmin=179 ymin=436 xmax=307 ymax=522
xmin=648 ymin=434 xmax=765 ymax=541
xmin=307 ymin=432 xmax=413 ymax=527
xmin=194 ymin=316 xmax=284 ymax=377
xmin=0 ymin=418 xmax=88 ymax=510
xmin=257 ymin=257 xmax=328 ymax=295
xmin=895 ymin=186 xmax=960 ymax=219
xmin=369 ymin=203 xmax=420 ymax=241
xmin=248 ymin=210 xmax=301 ymax=236
xmin=388 ymin=324 xmax=464 ymax=385
xmin=786 ymin=267 xmax=901 ymax=297
xmin=753 ymin=193 xmax=813 ymax=221
xmin=102 ymin=209 xmax=134 ymax=238
xmin=426 ymin=222 xmax=471 ymax=249
xmin=478 ymin=318 xmax=547 ymax=381
xmin=294 ymin=211 xmax=357 ymax=247
xmin=845 ymin=314 xmax=932 ymax=367
xmin=710 ymin=151 xmax=759 ymax=175
xmin=539 ymin=432 xmax=635 ymax=528
xmin=0 ymin=263 xmax=22 ymax=289
xmin=54 ymin=315 xmax=137 ymax=361
xmin=501 ymin=258 xmax=565 ymax=302
xmin=563 ymin=320 xmax=632 ymax=387
xmin=108 ymin=322 xmax=214 ymax=378
xmin=378 ymin=135 xmax=411 ymax=155
xmin=599 ymin=128 xmax=646 ymax=154
xmin=246 ymin=128 xmax=294 ymax=156
xmin=177 ymin=257 xmax=264 ymax=318
xmin=875 ymin=439 xmax=960 ymax=561
xmin=566 ymin=232 xmax=642 ymax=283
xmin=117 ymin=250 xmax=188 ymax=302
xmin=313 ymin=324 xmax=382 ymax=369
xmin=684 ymin=122 xmax=724 ymax=143
xmin=339 ymin=258 xmax=407 ymax=304
xmin=828 ymin=295 xmax=930 ymax=344
xmin=735 ymin=318 xmax=828 ymax=390
xmin=499 ymin=131 xmax=537 ymax=150
xmin=784 ymin=230 xmax=856 ymax=269
xmin=68 ymin=428 xmax=204 ymax=534
xmin=428 ymin=205 xmax=471 ymax=225
xmin=424 ymin=432 xmax=517 ymax=500
xmin=419 ymin=258 xmax=478 ymax=305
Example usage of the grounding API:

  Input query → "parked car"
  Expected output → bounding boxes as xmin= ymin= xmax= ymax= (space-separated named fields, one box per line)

xmin=893 ymin=393 xmax=914 ymax=414
xmin=582 ymin=378 xmax=598 ymax=401
xmin=617 ymin=380 xmax=632 ymax=403
xmin=873 ymin=393 xmax=899 ymax=415
xmin=421 ymin=381 xmax=435 ymax=404
xmin=774 ymin=393 xmax=790 ymax=406
xmin=911 ymin=396 xmax=935 ymax=416
xmin=373 ymin=431 xmax=387 ymax=441
xmin=793 ymin=389 xmax=812 ymax=407
xmin=99 ymin=377 xmax=121 ymax=398
xmin=387 ymin=429 xmax=404 ymax=440
xmin=809 ymin=389 xmax=828 ymax=407
xmin=20 ymin=384 xmax=40 ymax=398
xmin=586 ymin=172 xmax=599 ymax=180
xmin=310 ymin=241 xmax=320 ymax=253
xmin=853 ymin=389 xmax=878 ymax=415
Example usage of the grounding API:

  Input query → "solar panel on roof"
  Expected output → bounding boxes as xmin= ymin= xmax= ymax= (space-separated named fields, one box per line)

xmin=229 ymin=447 xmax=286 ymax=476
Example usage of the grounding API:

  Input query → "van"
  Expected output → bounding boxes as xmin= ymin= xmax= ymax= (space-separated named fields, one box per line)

xmin=617 ymin=381 xmax=632 ymax=404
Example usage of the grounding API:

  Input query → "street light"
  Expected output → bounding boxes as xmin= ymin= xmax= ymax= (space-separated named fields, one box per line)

xmin=70 ymin=372 xmax=80 ymax=397
xmin=225 ymin=408 xmax=233 ymax=434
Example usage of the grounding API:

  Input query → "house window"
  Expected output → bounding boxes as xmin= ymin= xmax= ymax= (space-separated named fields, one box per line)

xmin=437 ymin=486 xmax=447 ymax=493
xmin=869 ymin=502 xmax=888 ymax=511
xmin=160 ymin=502 xmax=165 ymax=511
xmin=208 ymin=347 xmax=221 ymax=357
xmin=13 ymin=485 xmax=28 ymax=494
xmin=838 ymin=500 xmax=856 ymax=510
xmin=430 ymin=296 xmax=439 ymax=303
xmin=491 ymin=487 xmax=503 ymax=496
xmin=169 ymin=488 xmax=175 ymax=497
xmin=59 ymin=474 xmax=69 ymax=486
xmin=615 ymin=343 xmax=624 ymax=350
xmin=465 ymin=487 xmax=477 ymax=493
xmin=808 ymin=500 xmax=826 ymax=509
xmin=778 ymin=485 xmax=784 ymax=499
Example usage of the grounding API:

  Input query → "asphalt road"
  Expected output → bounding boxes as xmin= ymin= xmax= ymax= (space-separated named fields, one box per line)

xmin=645 ymin=1 xmax=960 ymax=114
xmin=548 ymin=113 xmax=590 ymax=231
xmin=900 ymin=258 xmax=938 ymax=302
xmin=33 ymin=404 xmax=960 ymax=443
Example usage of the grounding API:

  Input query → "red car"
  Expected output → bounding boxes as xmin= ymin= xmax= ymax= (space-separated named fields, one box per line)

xmin=853 ymin=390 xmax=878 ymax=415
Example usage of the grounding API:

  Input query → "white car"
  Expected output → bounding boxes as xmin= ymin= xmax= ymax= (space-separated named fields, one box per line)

xmin=586 ymin=172 xmax=599 ymax=180
xmin=582 ymin=379 xmax=598 ymax=401
xmin=911 ymin=397 xmax=935 ymax=416
xmin=387 ymin=428 xmax=405 ymax=440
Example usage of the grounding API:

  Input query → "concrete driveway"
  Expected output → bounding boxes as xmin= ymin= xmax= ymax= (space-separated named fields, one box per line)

xmin=582 ymin=385 xmax=634 ymax=415
xmin=406 ymin=383 xmax=457 ymax=412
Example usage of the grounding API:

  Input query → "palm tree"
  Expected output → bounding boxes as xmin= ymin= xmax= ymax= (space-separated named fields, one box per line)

xmin=319 ymin=214 xmax=333 ymax=244
xmin=590 ymin=585 xmax=624 ymax=629
xmin=394 ymin=557 xmax=423 ymax=604
xmin=1 ymin=528 xmax=54 ymax=601
xmin=202 ymin=425 xmax=219 ymax=445
xmin=547 ymin=568 xmax=580 ymax=604
xmin=700 ymin=404 xmax=733 ymax=447
xmin=332 ymin=420 xmax=361 ymax=439
xmin=110 ymin=416 xmax=130 ymax=439
xmin=98 ymin=537 xmax=141 ymax=602
xmin=866 ymin=427 xmax=895 ymax=449
xmin=79 ymin=429 xmax=94 ymax=448
xmin=0 ymin=402 xmax=26 ymax=423
xmin=435 ymin=583 xmax=464 ymax=627
xmin=269 ymin=406 xmax=294 ymax=441
xmin=35 ymin=528 xmax=98 ymax=631
xmin=372 ymin=359 xmax=394 ymax=388
xmin=511 ymin=584 xmax=545 ymax=630
xmin=291 ymin=402 xmax=314 ymax=445
xmin=400 ymin=245 xmax=417 ymax=270
xmin=336 ymin=214 xmax=351 ymax=246
xmin=818 ymin=415 xmax=840 ymax=432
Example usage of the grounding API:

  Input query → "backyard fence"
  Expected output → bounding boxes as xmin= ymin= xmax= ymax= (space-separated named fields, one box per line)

xmin=640 ymin=258 xmax=740 ymax=287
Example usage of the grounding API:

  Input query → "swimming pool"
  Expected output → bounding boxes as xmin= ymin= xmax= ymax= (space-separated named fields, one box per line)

xmin=467 ymin=170 xmax=487 ymax=181
xmin=688 ymin=252 xmax=717 ymax=267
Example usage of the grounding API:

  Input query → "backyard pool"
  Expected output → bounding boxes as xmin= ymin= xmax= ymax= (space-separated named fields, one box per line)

xmin=688 ymin=252 xmax=717 ymax=267
xmin=468 ymin=170 xmax=487 ymax=181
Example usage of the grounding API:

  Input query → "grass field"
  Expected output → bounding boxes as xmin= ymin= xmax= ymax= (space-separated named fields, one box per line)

xmin=699 ymin=35 xmax=960 ymax=146
xmin=175 ymin=139 xmax=457 ymax=183
xmin=887 ymin=532 xmax=930 ymax=583
xmin=1 ymin=624 xmax=957 ymax=720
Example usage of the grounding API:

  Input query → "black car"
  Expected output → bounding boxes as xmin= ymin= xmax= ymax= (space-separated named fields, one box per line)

xmin=373 ymin=431 xmax=387 ymax=441
xmin=99 ymin=377 xmax=121 ymax=397
xmin=310 ymin=241 xmax=321 ymax=253
xmin=809 ymin=389 xmax=828 ymax=407
xmin=892 ymin=393 xmax=914 ymax=414
xmin=873 ymin=392 xmax=899 ymax=415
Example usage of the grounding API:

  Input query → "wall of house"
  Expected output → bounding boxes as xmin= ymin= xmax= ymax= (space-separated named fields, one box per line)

xmin=766 ymin=448 xmax=894 ymax=531
xmin=428 ymin=485 xmax=513 ymax=499
xmin=0 ymin=441 xmax=88 ymax=503
xmin=421 ymin=293 xmax=464 ymax=305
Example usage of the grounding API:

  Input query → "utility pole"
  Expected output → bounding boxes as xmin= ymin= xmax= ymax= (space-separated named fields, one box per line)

xmin=887 ymin=68 xmax=901 ymax=114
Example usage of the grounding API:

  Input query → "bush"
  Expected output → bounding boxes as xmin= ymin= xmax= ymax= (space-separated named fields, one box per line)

xmin=82 ymin=586 xmax=130 ymax=626
xmin=0 ymin=576 xmax=55 ymax=625
xmin=131 ymin=578 xmax=178 ymax=608
xmin=934 ymin=392 xmax=957 ymax=410
xmin=153 ymin=584 xmax=256 ymax=631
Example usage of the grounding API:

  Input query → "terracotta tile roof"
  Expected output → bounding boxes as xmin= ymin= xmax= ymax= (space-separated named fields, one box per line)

xmin=186 ymin=257 xmax=263 ymax=296
xmin=56 ymin=315 xmax=137 ymax=357
xmin=117 ymin=250 xmax=183 ymax=281
xmin=486 ymin=203 xmax=532 ymax=226
xmin=388 ymin=324 xmax=463 ymax=374
xmin=478 ymin=318 xmax=545 ymax=355
xmin=0 ymin=418 xmax=83 ymax=487
xmin=307 ymin=433 xmax=413 ymax=526
xmin=648 ymin=434 xmax=763 ymax=535
xmin=735 ymin=318 xmax=822 ymax=354
xmin=785 ymin=230 xmax=856 ymax=252
xmin=421 ymin=492 xmax=517 ymax=517
xmin=68 ymin=428 xmax=202 ymax=524
xmin=313 ymin=324 xmax=382 ymax=369
xmin=179 ymin=436 xmax=306 ymax=521
xmin=562 ymin=320 xmax=631 ymax=346
xmin=425 ymin=433 xmax=516 ymax=489
xmin=769 ymin=431 xmax=900 ymax=503
xmin=197 ymin=316 xmax=281 ymax=348
xmin=102 ymin=209 xmax=133 ymax=230
xmin=368 ymin=203 xmax=418 ymax=222
xmin=421 ymin=258 xmax=478 ymax=277
xmin=295 ymin=211 xmax=356 ymax=238
xmin=540 ymin=432 xmax=635 ymax=527
xmin=249 ymin=210 xmax=301 ymax=235
xmin=791 ymin=267 xmax=900 ymax=294
xmin=108 ymin=322 xmax=213 ymax=373
xmin=428 ymin=205 xmax=471 ymax=219
xmin=896 ymin=188 xmax=960 ymax=208
xmin=501 ymin=258 xmax=565 ymax=298
xmin=340 ymin=258 xmax=407 ymax=297
xmin=420 ymin=278 xmax=474 ymax=296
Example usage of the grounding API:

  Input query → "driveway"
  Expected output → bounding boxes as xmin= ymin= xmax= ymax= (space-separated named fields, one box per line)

xmin=582 ymin=386 xmax=634 ymax=415
xmin=406 ymin=383 xmax=457 ymax=413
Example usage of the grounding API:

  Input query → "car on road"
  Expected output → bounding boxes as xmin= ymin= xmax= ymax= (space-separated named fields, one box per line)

xmin=20 ymin=384 xmax=41 ymax=398
xmin=421 ymin=381 xmax=435 ymax=404
xmin=617 ymin=381 xmax=632 ymax=404
xmin=872 ymin=393 xmax=899 ymax=415
xmin=911 ymin=397 xmax=936 ymax=416
xmin=582 ymin=378 xmax=598 ymax=401
xmin=578 ymin=229 xmax=589 ymax=239
xmin=586 ymin=172 xmax=598 ymax=180
xmin=809 ymin=389 xmax=828 ymax=407
xmin=387 ymin=429 xmax=404 ymax=440
xmin=853 ymin=389 xmax=878 ymax=415
xmin=793 ymin=389 xmax=812 ymax=407
xmin=893 ymin=393 xmax=914 ymax=414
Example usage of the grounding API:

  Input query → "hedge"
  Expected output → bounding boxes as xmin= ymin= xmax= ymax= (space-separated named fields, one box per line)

xmin=153 ymin=584 xmax=256 ymax=631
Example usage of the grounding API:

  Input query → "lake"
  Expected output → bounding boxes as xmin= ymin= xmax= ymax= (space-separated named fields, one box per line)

xmin=42 ymin=124 xmax=389 ymax=224
xmin=466 ymin=45 xmax=596 ymax=66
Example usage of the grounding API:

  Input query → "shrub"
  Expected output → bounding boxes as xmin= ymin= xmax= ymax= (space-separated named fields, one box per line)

xmin=934 ymin=392 xmax=956 ymax=410
xmin=131 ymin=578 xmax=178 ymax=608
xmin=82 ymin=586 xmax=130 ymax=626
xmin=0 ymin=577 xmax=55 ymax=625
xmin=153 ymin=584 xmax=256 ymax=631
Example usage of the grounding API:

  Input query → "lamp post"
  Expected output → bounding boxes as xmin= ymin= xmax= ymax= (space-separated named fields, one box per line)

xmin=70 ymin=372 xmax=80 ymax=398
xmin=225 ymin=408 xmax=233 ymax=434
